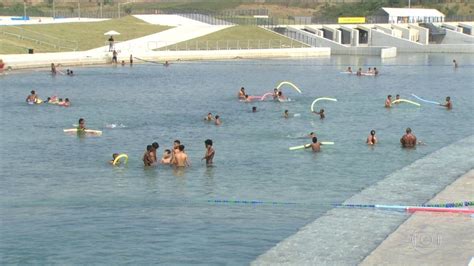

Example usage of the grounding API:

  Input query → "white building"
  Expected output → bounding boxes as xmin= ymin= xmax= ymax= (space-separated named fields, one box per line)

xmin=374 ymin=8 xmax=445 ymax=24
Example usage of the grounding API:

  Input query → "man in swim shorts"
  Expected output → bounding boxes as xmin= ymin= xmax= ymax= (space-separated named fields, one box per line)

xmin=283 ymin=110 xmax=289 ymax=118
xmin=26 ymin=90 xmax=38 ymax=103
xmin=143 ymin=145 xmax=154 ymax=166
xmin=400 ymin=128 xmax=417 ymax=148
xmin=272 ymin=88 xmax=279 ymax=100
xmin=367 ymin=130 xmax=377 ymax=145
xmin=385 ymin=95 xmax=392 ymax=108
xmin=306 ymin=137 xmax=321 ymax=152
xmin=346 ymin=66 xmax=352 ymax=73
xmin=202 ymin=139 xmax=215 ymax=165
xmin=173 ymin=145 xmax=190 ymax=167
xmin=171 ymin=140 xmax=181 ymax=162
xmin=374 ymin=67 xmax=379 ymax=75
xmin=238 ymin=87 xmax=246 ymax=99
xmin=453 ymin=59 xmax=458 ymax=68
xmin=440 ymin=96 xmax=452 ymax=109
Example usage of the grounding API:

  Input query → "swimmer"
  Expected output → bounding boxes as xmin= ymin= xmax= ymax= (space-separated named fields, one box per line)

xmin=238 ymin=87 xmax=246 ymax=99
xmin=161 ymin=149 xmax=172 ymax=165
xmin=400 ymin=127 xmax=417 ymax=148
xmin=313 ymin=108 xmax=325 ymax=119
xmin=277 ymin=91 xmax=286 ymax=101
xmin=215 ymin=115 xmax=221 ymax=125
xmin=252 ymin=106 xmax=257 ymax=112
xmin=45 ymin=97 xmax=51 ymax=103
xmin=204 ymin=112 xmax=214 ymax=121
xmin=374 ymin=67 xmax=379 ymax=75
xmin=171 ymin=139 xmax=181 ymax=159
xmin=305 ymin=137 xmax=321 ymax=152
xmin=440 ymin=96 xmax=452 ymax=109
xmin=385 ymin=95 xmax=392 ymax=108
xmin=283 ymin=110 xmax=289 ymax=118
xmin=77 ymin=118 xmax=86 ymax=131
xmin=173 ymin=145 xmax=190 ymax=167
xmin=143 ymin=145 xmax=154 ymax=166
xmin=272 ymin=88 xmax=279 ymax=100
xmin=308 ymin=132 xmax=317 ymax=139
xmin=453 ymin=59 xmax=458 ymax=68
xmin=394 ymin=94 xmax=400 ymax=104
xmin=356 ymin=68 xmax=362 ymax=76
xmin=202 ymin=139 xmax=215 ymax=165
xmin=59 ymin=98 xmax=70 ymax=107
xmin=367 ymin=130 xmax=377 ymax=145
xmin=244 ymin=94 xmax=251 ymax=103
xmin=346 ymin=66 xmax=352 ymax=73
xmin=163 ymin=61 xmax=169 ymax=67
xmin=367 ymin=67 xmax=372 ymax=74
xmin=26 ymin=90 xmax=38 ymax=103
xmin=121 ymin=60 xmax=125 ymax=66
xmin=109 ymin=153 xmax=119 ymax=165
xmin=151 ymin=142 xmax=159 ymax=163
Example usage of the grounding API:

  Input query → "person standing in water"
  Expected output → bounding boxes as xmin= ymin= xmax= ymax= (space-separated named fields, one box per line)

xmin=400 ymin=128 xmax=417 ymax=148
xmin=215 ymin=115 xmax=221 ymax=125
xmin=283 ymin=110 xmax=289 ymax=118
xmin=51 ymin=63 xmax=57 ymax=75
xmin=367 ymin=130 xmax=377 ymax=145
xmin=26 ymin=90 xmax=38 ymax=103
xmin=385 ymin=95 xmax=392 ymax=108
xmin=272 ymin=88 xmax=279 ymax=100
xmin=252 ymin=106 xmax=257 ymax=112
xmin=238 ymin=87 xmax=246 ymax=99
xmin=440 ymin=96 xmax=452 ymax=109
xmin=143 ymin=145 xmax=154 ymax=166
xmin=151 ymin=142 xmax=160 ymax=164
xmin=161 ymin=149 xmax=172 ymax=165
xmin=173 ymin=145 xmax=190 ymax=167
xmin=202 ymin=139 xmax=215 ymax=165
xmin=77 ymin=118 xmax=86 ymax=131
xmin=453 ymin=59 xmax=458 ymax=68
xmin=313 ymin=109 xmax=325 ymax=119
xmin=393 ymin=94 xmax=400 ymax=104
xmin=305 ymin=137 xmax=321 ymax=152
xmin=204 ymin=113 xmax=214 ymax=121
xmin=346 ymin=66 xmax=352 ymax=73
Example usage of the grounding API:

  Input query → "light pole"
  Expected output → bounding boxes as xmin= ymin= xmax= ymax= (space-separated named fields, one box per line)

xmin=23 ymin=0 xmax=26 ymax=20
xmin=78 ymin=1 xmax=81 ymax=20
xmin=408 ymin=0 xmax=411 ymax=8
xmin=52 ymin=0 xmax=55 ymax=19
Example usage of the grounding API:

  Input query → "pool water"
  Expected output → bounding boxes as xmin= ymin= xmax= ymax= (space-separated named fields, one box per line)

xmin=1 ymin=54 xmax=473 ymax=264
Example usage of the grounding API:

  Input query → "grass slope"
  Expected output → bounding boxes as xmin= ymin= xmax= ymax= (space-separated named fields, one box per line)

xmin=0 ymin=16 xmax=171 ymax=54
xmin=160 ymin=25 xmax=307 ymax=50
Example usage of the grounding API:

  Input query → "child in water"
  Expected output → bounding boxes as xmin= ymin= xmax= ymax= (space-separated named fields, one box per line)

xmin=161 ymin=149 xmax=172 ymax=164
xmin=109 ymin=153 xmax=119 ymax=165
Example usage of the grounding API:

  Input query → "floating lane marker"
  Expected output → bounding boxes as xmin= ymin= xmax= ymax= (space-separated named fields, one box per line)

xmin=276 ymin=81 xmax=302 ymax=94
xmin=310 ymin=97 xmax=338 ymax=112
xmin=411 ymin=94 xmax=440 ymax=105
xmin=289 ymin=142 xmax=334 ymax=150
xmin=392 ymin=99 xmax=421 ymax=107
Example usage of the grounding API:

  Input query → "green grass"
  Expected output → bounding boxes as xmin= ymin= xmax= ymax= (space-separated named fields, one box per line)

xmin=0 ymin=16 xmax=171 ymax=54
xmin=159 ymin=25 xmax=307 ymax=51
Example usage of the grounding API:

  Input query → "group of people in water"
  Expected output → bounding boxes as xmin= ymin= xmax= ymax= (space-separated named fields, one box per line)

xmin=345 ymin=66 xmax=379 ymax=76
xmin=26 ymin=90 xmax=70 ymax=106
xmin=51 ymin=63 xmax=74 ymax=76
xmin=139 ymin=139 xmax=215 ymax=167
xmin=384 ymin=94 xmax=452 ymax=109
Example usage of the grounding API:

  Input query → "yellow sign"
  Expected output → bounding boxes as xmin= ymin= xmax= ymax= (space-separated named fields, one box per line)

xmin=338 ymin=17 xmax=366 ymax=24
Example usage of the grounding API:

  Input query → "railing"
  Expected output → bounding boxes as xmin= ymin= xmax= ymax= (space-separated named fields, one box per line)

xmin=0 ymin=25 xmax=78 ymax=51
xmin=152 ymin=39 xmax=308 ymax=51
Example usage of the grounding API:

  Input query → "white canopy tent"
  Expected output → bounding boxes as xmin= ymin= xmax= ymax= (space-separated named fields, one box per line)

xmin=379 ymin=8 xmax=445 ymax=23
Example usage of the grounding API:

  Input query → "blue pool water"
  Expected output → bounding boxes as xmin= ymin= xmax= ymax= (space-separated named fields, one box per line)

xmin=1 ymin=54 xmax=473 ymax=264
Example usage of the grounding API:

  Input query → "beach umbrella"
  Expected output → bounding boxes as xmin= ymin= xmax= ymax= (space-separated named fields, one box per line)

xmin=104 ymin=30 xmax=120 ymax=36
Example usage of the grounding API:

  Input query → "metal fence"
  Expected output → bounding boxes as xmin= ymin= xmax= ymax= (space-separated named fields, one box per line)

xmin=152 ymin=39 xmax=307 ymax=51
xmin=0 ymin=25 xmax=78 ymax=51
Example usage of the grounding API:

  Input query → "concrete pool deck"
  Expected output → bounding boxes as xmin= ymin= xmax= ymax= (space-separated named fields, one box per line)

xmin=361 ymin=169 xmax=474 ymax=266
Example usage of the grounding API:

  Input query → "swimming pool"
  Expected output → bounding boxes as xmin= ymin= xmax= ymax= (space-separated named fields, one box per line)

xmin=1 ymin=54 xmax=473 ymax=264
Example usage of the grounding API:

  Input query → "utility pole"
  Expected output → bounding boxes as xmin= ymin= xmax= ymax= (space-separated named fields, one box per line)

xmin=100 ymin=0 xmax=103 ymax=19
xmin=78 ymin=1 xmax=81 ymax=20
xmin=53 ymin=0 xmax=55 ymax=19
xmin=408 ymin=0 xmax=411 ymax=8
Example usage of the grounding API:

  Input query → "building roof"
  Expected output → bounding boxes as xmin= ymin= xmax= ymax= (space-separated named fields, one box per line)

xmin=381 ymin=8 xmax=445 ymax=18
